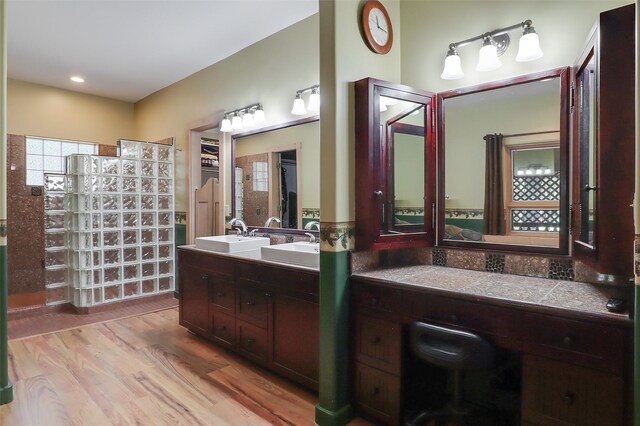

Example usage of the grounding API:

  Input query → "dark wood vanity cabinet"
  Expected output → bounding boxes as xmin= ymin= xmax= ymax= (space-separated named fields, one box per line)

xmin=572 ymin=4 xmax=635 ymax=276
xmin=178 ymin=248 xmax=319 ymax=390
xmin=350 ymin=278 xmax=632 ymax=426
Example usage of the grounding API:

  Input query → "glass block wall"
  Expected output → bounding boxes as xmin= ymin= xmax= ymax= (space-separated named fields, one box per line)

xmin=43 ymin=140 xmax=175 ymax=308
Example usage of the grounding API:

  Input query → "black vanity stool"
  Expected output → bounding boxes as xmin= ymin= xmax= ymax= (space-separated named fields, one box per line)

xmin=407 ymin=322 xmax=496 ymax=426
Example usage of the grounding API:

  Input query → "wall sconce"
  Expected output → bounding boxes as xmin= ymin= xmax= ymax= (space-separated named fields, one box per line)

xmin=441 ymin=19 xmax=543 ymax=80
xmin=291 ymin=84 xmax=320 ymax=115
xmin=220 ymin=103 xmax=266 ymax=133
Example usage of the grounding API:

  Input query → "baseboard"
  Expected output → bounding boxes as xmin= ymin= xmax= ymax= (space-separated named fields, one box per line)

xmin=72 ymin=292 xmax=175 ymax=315
xmin=8 ymin=291 xmax=45 ymax=309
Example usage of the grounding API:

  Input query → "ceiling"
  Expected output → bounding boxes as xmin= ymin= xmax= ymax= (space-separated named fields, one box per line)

xmin=7 ymin=0 xmax=318 ymax=103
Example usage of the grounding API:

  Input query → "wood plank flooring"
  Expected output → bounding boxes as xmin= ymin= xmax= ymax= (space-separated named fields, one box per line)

xmin=0 ymin=307 xmax=372 ymax=426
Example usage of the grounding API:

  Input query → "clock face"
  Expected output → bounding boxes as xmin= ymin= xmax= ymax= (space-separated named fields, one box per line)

xmin=368 ymin=7 xmax=389 ymax=46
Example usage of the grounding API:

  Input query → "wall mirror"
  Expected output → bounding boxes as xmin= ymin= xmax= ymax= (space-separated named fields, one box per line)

xmin=231 ymin=116 xmax=319 ymax=231
xmin=437 ymin=68 xmax=570 ymax=254
xmin=355 ymin=78 xmax=435 ymax=250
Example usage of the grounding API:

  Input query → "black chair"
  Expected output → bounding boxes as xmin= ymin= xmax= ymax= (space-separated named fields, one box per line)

xmin=407 ymin=322 xmax=496 ymax=426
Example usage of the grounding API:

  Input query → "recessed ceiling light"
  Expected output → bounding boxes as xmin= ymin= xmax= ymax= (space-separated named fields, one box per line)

xmin=70 ymin=76 xmax=85 ymax=83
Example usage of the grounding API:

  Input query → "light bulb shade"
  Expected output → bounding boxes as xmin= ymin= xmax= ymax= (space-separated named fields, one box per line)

xmin=291 ymin=96 xmax=307 ymax=115
xmin=440 ymin=53 xmax=464 ymax=80
xmin=516 ymin=31 xmax=543 ymax=62
xmin=476 ymin=43 xmax=502 ymax=71
xmin=307 ymin=92 xmax=320 ymax=112
xmin=220 ymin=118 xmax=232 ymax=132
xmin=242 ymin=111 xmax=254 ymax=127
xmin=231 ymin=114 xmax=243 ymax=130
xmin=254 ymin=108 xmax=266 ymax=123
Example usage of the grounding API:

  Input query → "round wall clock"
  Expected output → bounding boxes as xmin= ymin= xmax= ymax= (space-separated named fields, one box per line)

xmin=362 ymin=0 xmax=393 ymax=54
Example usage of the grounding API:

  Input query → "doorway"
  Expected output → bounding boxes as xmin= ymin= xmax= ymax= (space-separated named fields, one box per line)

xmin=274 ymin=150 xmax=298 ymax=228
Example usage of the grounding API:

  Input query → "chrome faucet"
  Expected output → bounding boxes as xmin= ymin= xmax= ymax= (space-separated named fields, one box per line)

xmin=228 ymin=218 xmax=248 ymax=236
xmin=304 ymin=221 xmax=320 ymax=231
xmin=264 ymin=216 xmax=281 ymax=228
xmin=304 ymin=232 xmax=317 ymax=244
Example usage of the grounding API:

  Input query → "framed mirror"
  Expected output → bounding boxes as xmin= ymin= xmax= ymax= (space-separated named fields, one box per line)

xmin=437 ymin=68 xmax=570 ymax=255
xmin=355 ymin=78 xmax=435 ymax=250
xmin=231 ymin=116 xmax=319 ymax=231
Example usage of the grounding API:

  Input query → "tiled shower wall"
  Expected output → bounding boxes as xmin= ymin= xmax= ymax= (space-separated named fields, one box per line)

xmin=43 ymin=140 xmax=175 ymax=308
xmin=7 ymin=134 xmax=44 ymax=298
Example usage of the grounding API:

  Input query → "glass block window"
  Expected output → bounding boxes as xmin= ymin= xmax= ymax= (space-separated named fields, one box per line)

xmin=26 ymin=137 xmax=98 ymax=186
xmin=512 ymin=173 xmax=560 ymax=201
xmin=511 ymin=209 xmax=560 ymax=232
xmin=235 ymin=167 xmax=244 ymax=220
xmin=252 ymin=161 xmax=269 ymax=192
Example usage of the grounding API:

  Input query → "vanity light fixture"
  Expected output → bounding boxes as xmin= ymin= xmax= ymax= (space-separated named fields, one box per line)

xmin=440 ymin=19 xmax=543 ymax=80
xmin=220 ymin=103 xmax=265 ymax=133
xmin=291 ymin=84 xmax=320 ymax=115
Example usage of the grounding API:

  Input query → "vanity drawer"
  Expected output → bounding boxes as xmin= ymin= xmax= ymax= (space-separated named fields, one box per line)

xmin=236 ymin=319 xmax=268 ymax=364
xmin=411 ymin=294 xmax=521 ymax=347
xmin=522 ymin=312 xmax=625 ymax=374
xmin=355 ymin=316 xmax=402 ymax=375
xmin=210 ymin=276 xmax=235 ymax=313
xmin=522 ymin=355 xmax=623 ymax=426
xmin=211 ymin=312 xmax=235 ymax=347
xmin=354 ymin=363 xmax=401 ymax=426
xmin=353 ymin=282 xmax=403 ymax=315
xmin=236 ymin=284 xmax=270 ymax=328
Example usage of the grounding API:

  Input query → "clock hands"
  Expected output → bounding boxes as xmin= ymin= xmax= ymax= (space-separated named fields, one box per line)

xmin=373 ymin=14 xmax=388 ymax=33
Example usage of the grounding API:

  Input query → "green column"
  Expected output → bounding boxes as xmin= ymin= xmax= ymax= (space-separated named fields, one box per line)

xmin=315 ymin=250 xmax=353 ymax=426
xmin=635 ymin=278 xmax=639 ymax=426
xmin=0 ymin=0 xmax=13 ymax=406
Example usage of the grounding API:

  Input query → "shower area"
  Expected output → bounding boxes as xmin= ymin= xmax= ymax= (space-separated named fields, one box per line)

xmin=42 ymin=139 xmax=175 ymax=310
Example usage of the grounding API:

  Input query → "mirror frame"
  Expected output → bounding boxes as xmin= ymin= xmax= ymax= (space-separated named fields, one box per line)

xmin=436 ymin=67 xmax=571 ymax=255
xmin=231 ymin=115 xmax=320 ymax=235
xmin=354 ymin=77 xmax=436 ymax=251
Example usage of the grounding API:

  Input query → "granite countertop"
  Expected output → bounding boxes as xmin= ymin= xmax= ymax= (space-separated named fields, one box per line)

xmin=352 ymin=265 xmax=632 ymax=323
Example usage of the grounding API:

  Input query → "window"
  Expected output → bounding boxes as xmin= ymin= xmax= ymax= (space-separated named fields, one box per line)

xmin=26 ymin=136 xmax=98 ymax=186
xmin=252 ymin=161 xmax=269 ymax=192
xmin=506 ymin=144 xmax=560 ymax=233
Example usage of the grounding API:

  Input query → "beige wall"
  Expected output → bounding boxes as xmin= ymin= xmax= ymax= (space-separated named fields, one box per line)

xmin=135 ymin=15 xmax=320 ymax=212
xmin=320 ymin=0 xmax=401 ymax=223
xmin=8 ymin=79 xmax=135 ymax=145
xmin=400 ymin=1 xmax=631 ymax=92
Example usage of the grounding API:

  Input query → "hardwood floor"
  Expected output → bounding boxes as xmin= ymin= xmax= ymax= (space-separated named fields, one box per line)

xmin=1 ymin=307 xmax=372 ymax=426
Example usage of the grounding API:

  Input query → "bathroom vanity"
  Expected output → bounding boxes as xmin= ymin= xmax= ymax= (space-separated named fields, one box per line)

xmin=350 ymin=267 xmax=633 ymax=425
xmin=178 ymin=246 xmax=319 ymax=390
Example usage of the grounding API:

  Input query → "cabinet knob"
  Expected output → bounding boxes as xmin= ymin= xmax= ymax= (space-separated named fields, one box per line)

xmin=370 ymin=336 xmax=381 ymax=345
xmin=563 ymin=391 xmax=575 ymax=406
xmin=584 ymin=184 xmax=598 ymax=192
xmin=246 ymin=338 xmax=255 ymax=344
xmin=265 ymin=293 xmax=272 ymax=297
xmin=216 ymin=326 xmax=226 ymax=331
xmin=451 ymin=314 xmax=459 ymax=322
xmin=371 ymin=296 xmax=379 ymax=306
xmin=217 ymin=292 xmax=226 ymax=297
xmin=563 ymin=336 xmax=573 ymax=347
xmin=201 ymin=274 xmax=209 ymax=280
xmin=246 ymin=300 xmax=256 ymax=306
xmin=372 ymin=387 xmax=380 ymax=396
xmin=374 ymin=190 xmax=383 ymax=198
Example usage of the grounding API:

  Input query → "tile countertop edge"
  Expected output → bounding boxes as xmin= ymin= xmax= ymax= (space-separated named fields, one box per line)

xmin=178 ymin=244 xmax=320 ymax=272
xmin=351 ymin=268 xmax=632 ymax=327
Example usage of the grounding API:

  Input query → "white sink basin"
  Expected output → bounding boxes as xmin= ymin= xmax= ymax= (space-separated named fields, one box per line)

xmin=195 ymin=235 xmax=270 ymax=253
xmin=261 ymin=242 xmax=320 ymax=268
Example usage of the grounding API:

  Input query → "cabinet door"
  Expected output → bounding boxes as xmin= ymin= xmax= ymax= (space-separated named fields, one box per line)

xmin=522 ymin=355 xmax=623 ymax=426
xmin=572 ymin=4 xmax=635 ymax=276
xmin=236 ymin=281 xmax=270 ymax=328
xmin=270 ymin=293 xmax=319 ymax=390
xmin=178 ymin=263 xmax=210 ymax=335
